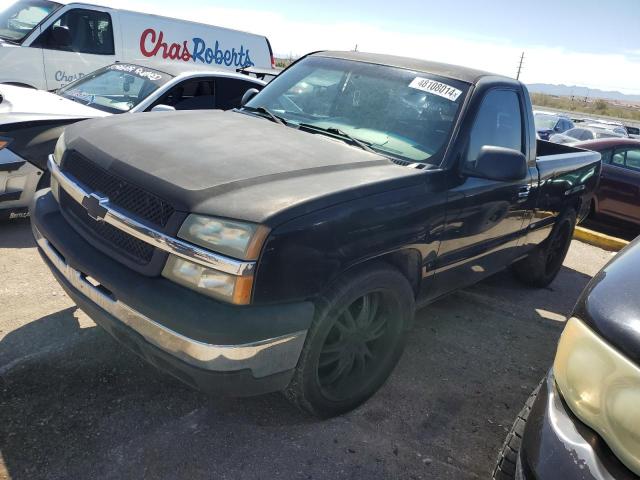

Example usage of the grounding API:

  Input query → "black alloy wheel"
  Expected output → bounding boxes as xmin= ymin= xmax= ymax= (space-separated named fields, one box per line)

xmin=285 ymin=264 xmax=415 ymax=418
xmin=317 ymin=292 xmax=393 ymax=402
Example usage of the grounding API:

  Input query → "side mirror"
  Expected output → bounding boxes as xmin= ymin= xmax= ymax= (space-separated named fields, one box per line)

xmin=464 ymin=146 xmax=527 ymax=182
xmin=150 ymin=104 xmax=176 ymax=112
xmin=51 ymin=25 xmax=72 ymax=48
xmin=241 ymin=88 xmax=260 ymax=107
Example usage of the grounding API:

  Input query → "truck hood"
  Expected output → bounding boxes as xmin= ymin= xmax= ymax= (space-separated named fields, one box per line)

xmin=0 ymin=84 xmax=107 ymax=119
xmin=65 ymin=110 xmax=427 ymax=225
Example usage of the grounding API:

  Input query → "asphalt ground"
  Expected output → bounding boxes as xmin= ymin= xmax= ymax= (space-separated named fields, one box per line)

xmin=0 ymin=218 xmax=614 ymax=480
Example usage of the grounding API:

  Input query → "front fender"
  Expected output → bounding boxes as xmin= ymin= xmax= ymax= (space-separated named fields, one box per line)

xmin=252 ymin=182 xmax=447 ymax=304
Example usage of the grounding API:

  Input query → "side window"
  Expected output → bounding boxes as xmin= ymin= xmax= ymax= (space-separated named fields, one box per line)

xmin=466 ymin=89 xmax=523 ymax=165
xmin=34 ymin=9 xmax=114 ymax=55
xmin=613 ymin=148 xmax=640 ymax=171
xmin=215 ymin=78 xmax=262 ymax=110
xmin=612 ymin=150 xmax=626 ymax=167
xmin=626 ymin=149 xmax=640 ymax=171
xmin=153 ymin=79 xmax=216 ymax=111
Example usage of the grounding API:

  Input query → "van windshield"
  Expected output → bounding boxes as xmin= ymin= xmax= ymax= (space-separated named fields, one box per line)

xmin=57 ymin=64 xmax=173 ymax=114
xmin=0 ymin=0 xmax=60 ymax=43
xmin=245 ymin=56 xmax=469 ymax=164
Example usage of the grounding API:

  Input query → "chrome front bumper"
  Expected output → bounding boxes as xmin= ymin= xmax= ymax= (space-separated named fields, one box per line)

xmin=34 ymin=225 xmax=307 ymax=379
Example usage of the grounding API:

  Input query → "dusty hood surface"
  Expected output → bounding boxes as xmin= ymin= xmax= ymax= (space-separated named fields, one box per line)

xmin=64 ymin=110 xmax=426 ymax=225
xmin=0 ymin=84 xmax=107 ymax=119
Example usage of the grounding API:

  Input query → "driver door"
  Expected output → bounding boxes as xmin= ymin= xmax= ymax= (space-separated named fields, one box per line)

xmin=32 ymin=8 xmax=117 ymax=90
xmin=429 ymin=88 xmax=533 ymax=299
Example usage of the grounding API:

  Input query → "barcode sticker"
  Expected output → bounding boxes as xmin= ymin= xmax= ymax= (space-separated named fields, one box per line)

xmin=409 ymin=77 xmax=463 ymax=101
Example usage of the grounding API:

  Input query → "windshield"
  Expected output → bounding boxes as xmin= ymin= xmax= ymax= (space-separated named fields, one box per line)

xmin=0 ymin=0 xmax=59 ymax=43
xmin=57 ymin=64 xmax=173 ymax=114
xmin=245 ymin=56 xmax=469 ymax=164
xmin=534 ymin=113 xmax=559 ymax=130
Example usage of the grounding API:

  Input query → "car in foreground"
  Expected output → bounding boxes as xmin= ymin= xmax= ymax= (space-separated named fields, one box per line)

xmin=494 ymin=237 xmax=640 ymax=480
xmin=0 ymin=62 xmax=268 ymax=219
xmin=573 ymin=138 xmax=640 ymax=227
xmin=31 ymin=51 xmax=601 ymax=417
xmin=550 ymin=124 xmax=626 ymax=144
xmin=533 ymin=111 xmax=574 ymax=140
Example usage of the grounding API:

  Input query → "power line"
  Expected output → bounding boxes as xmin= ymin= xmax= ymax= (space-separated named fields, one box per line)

xmin=516 ymin=51 xmax=524 ymax=80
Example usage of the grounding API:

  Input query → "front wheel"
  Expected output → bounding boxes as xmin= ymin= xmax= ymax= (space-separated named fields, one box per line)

xmin=512 ymin=210 xmax=576 ymax=288
xmin=284 ymin=264 xmax=415 ymax=418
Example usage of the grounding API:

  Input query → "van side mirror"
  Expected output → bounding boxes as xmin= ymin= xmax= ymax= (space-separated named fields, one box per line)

xmin=151 ymin=104 xmax=176 ymax=112
xmin=241 ymin=88 xmax=260 ymax=107
xmin=463 ymin=146 xmax=527 ymax=181
xmin=51 ymin=25 xmax=72 ymax=48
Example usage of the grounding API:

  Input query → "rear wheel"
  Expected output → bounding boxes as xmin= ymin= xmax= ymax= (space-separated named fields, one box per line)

xmin=512 ymin=210 xmax=576 ymax=288
xmin=285 ymin=264 xmax=415 ymax=418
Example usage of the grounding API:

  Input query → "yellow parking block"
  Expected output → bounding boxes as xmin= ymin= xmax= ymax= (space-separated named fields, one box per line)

xmin=573 ymin=226 xmax=630 ymax=252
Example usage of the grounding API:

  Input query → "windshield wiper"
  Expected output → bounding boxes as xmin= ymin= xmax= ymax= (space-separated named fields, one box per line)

xmin=0 ymin=36 xmax=19 ymax=45
xmin=242 ymin=106 xmax=287 ymax=126
xmin=297 ymin=123 xmax=378 ymax=155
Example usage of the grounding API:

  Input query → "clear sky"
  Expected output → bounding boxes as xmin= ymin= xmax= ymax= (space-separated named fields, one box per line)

xmin=3 ymin=0 xmax=639 ymax=93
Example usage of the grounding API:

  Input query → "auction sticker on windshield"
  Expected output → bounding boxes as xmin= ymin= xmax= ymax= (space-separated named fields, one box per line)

xmin=409 ymin=77 xmax=462 ymax=101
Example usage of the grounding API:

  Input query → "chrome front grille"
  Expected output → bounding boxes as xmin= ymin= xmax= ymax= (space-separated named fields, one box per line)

xmin=62 ymin=151 xmax=174 ymax=228
xmin=60 ymin=190 xmax=155 ymax=264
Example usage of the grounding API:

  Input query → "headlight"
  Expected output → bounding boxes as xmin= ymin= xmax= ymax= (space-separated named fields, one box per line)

xmin=554 ymin=317 xmax=640 ymax=476
xmin=53 ymin=131 xmax=66 ymax=165
xmin=162 ymin=255 xmax=253 ymax=305
xmin=178 ymin=214 xmax=269 ymax=260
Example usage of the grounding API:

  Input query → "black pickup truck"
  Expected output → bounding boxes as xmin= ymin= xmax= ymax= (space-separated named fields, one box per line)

xmin=32 ymin=51 xmax=601 ymax=417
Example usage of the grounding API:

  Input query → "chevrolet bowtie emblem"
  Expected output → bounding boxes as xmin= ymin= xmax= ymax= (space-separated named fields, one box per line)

xmin=81 ymin=193 xmax=109 ymax=221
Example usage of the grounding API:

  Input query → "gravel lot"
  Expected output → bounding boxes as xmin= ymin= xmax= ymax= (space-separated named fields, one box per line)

xmin=0 ymin=218 xmax=615 ymax=480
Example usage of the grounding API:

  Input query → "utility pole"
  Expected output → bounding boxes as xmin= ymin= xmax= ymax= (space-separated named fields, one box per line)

xmin=516 ymin=51 xmax=525 ymax=80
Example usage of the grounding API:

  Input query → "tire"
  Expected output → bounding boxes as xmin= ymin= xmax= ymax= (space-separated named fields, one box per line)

xmin=284 ymin=263 xmax=415 ymax=418
xmin=512 ymin=209 xmax=576 ymax=288
xmin=492 ymin=381 xmax=542 ymax=480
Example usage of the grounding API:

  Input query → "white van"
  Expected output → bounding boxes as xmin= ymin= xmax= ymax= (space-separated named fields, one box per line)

xmin=0 ymin=0 xmax=275 ymax=90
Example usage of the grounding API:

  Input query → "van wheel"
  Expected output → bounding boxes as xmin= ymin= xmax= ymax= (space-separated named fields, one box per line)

xmin=512 ymin=210 xmax=576 ymax=288
xmin=284 ymin=264 xmax=415 ymax=418
xmin=492 ymin=380 xmax=542 ymax=480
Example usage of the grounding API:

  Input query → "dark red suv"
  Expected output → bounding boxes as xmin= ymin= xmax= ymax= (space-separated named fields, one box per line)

xmin=575 ymin=138 xmax=640 ymax=226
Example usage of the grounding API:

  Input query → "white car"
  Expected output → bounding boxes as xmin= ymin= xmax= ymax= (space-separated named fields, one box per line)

xmin=0 ymin=62 xmax=269 ymax=219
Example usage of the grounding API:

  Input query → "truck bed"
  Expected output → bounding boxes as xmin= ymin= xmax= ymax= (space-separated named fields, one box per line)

xmin=535 ymin=139 xmax=602 ymax=221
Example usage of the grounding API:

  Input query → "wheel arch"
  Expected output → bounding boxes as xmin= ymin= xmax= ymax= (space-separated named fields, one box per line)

xmin=322 ymin=248 xmax=423 ymax=300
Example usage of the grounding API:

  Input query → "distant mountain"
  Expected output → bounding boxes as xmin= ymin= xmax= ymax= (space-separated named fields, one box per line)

xmin=527 ymin=83 xmax=640 ymax=103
